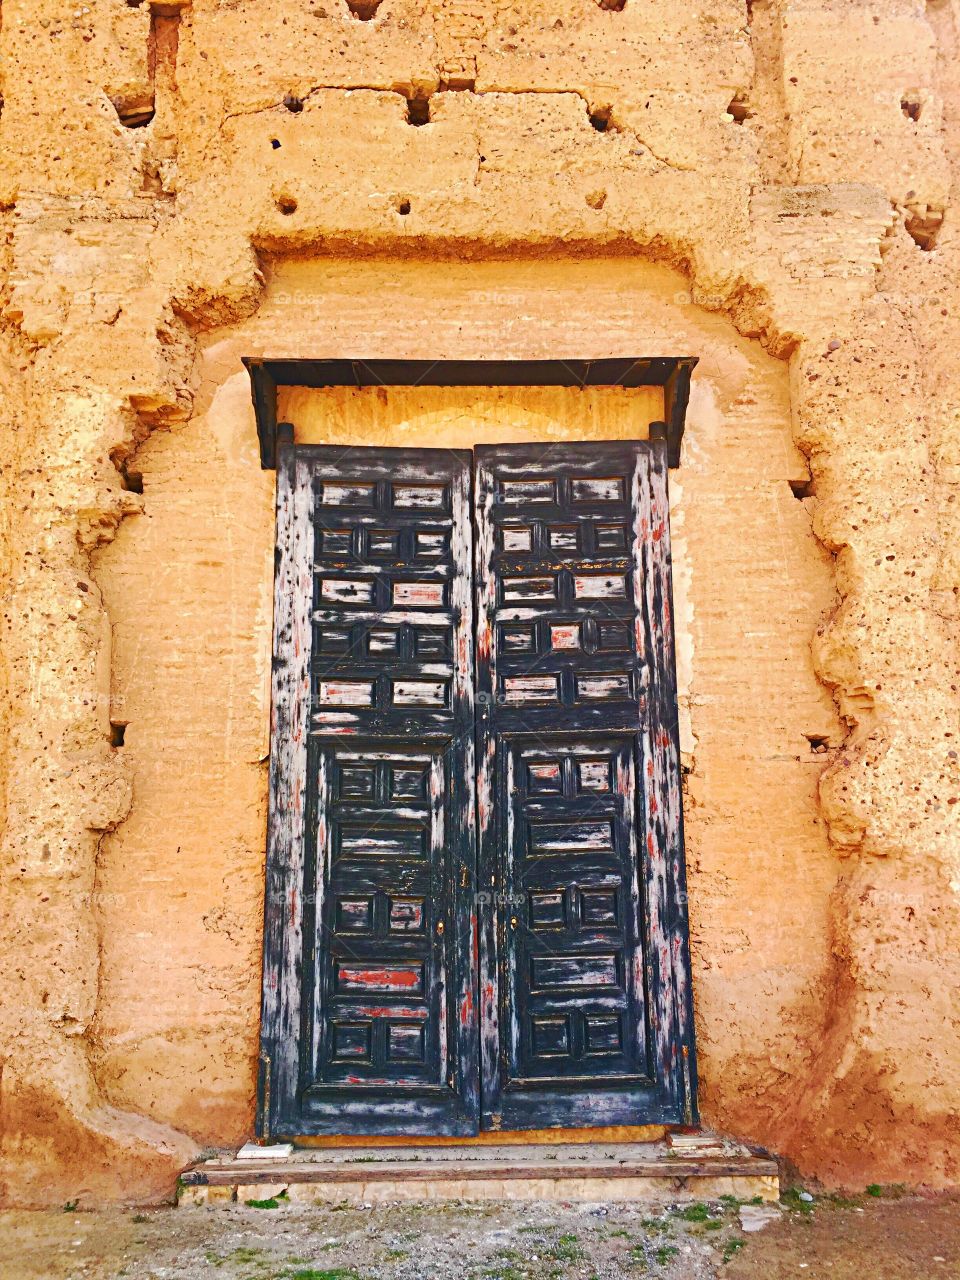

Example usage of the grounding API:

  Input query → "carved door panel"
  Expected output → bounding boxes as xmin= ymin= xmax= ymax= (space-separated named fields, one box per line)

xmin=260 ymin=436 xmax=696 ymax=1139
xmin=259 ymin=443 xmax=479 ymax=1138
xmin=474 ymin=440 xmax=696 ymax=1130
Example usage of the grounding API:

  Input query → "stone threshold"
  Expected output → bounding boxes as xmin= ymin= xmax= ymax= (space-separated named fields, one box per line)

xmin=178 ymin=1134 xmax=780 ymax=1206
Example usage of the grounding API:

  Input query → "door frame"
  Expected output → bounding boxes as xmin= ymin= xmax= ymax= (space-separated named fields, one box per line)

xmin=249 ymin=358 xmax=699 ymax=1140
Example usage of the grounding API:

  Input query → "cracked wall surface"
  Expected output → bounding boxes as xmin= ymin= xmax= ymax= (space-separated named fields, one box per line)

xmin=0 ymin=0 xmax=958 ymax=1204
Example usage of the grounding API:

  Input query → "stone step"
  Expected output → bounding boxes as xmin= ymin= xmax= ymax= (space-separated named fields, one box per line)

xmin=179 ymin=1136 xmax=779 ymax=1206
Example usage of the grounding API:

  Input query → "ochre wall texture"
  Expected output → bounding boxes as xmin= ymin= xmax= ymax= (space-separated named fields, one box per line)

xmin=0 ymin=0 xmax=958 ymax=1206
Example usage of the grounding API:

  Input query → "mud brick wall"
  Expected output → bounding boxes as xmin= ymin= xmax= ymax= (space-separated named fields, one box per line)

xmin=0 ymin=0 xmax=958 ymax=1205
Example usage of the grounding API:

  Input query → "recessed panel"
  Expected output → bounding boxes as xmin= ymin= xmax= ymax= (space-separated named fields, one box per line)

xmin=389 ymin=898 xmax=425 ymax=932
xmin=529 ymin=821 xmax=614 ymax=853
xmin=502 ymin=576 xmax=556 ymax=602
xmin=501 ymin=526 xmax=533 ymax=553
xmin=391 ymin=766 xmax=427 ymax=798
xmin=319 ymin=482 xmax=375 ymax=507
xmin=596 ymin=523 xmax=628 ymax=553
xmin=416 ymin=530 xmax=449 ymax=558
xmin=502 ymin=675 xmax=560 ymax=704
xmin=317 ymin=680 xmax=375 ymax=707
xmin=500 ymin=478 xmax=556 ymax=504
xmin=550 ymin=623 xmax=580 ymax=651
xmin=529 ymin=891 xmax=566 ymax=928
xmin=388 ymin=1022 xmax=426 ymax=1062
xmin=577 ymin=759 xmax=611 ymax=792
xmin=337 ymin=962 xmax=424 ymax=994
xmin=321 ymin=529 xmax=353 ymax=556
xmin=320 ymin=578 xmax=376 ymax=604
xmin=393 ymin=581 xmax=445 ymax=608
xmin=574 ymin=574 xmax=627 ymax=600
xmin=584 ymin=1015 xmax=623 ymax=1055
xmin=414 ymin=626 xmax=451 ymax=657
xmin=339 ymin=826 xmax=426 ymax=859
xmin=527 ymin=760 xmax=562 ymax=793
xmin=338 ymin=765 xmax=376 ymax=798
xmin=531 ymin=954 xmax=619 ymax=989
xmin=571 ymin=476 xmax=624 ymax=503
xmin=500 ymin=625 xmax=537 ymax=654
xmin=531 ymin=1016 xmax=570 ymax=1057
xmin=393 ymin=680 xmax=447 ymax=707
xmin=580 ymin=889 xmax=620 ymax=928
xmin=367 ymin=627 xmax=399 ymax=654
xmin=547 ymin=525 xmax=579 ymax=552
xmin=577 ymin=673 xmax=631 ymax=700
xmin=315 ymin=626 xmax=352 ymax=655
xmin=597 ymin=623 xmax=632 ymax=651
xmin=367 ymin=529 xmax=399 ymax=558
xmin=330 ymin=1021 xmax=373 ymax=1061
xmin=393 ymin=483 xmax=447 ymax=509
xmin=335 ymin=897 xmax=374 ymax=932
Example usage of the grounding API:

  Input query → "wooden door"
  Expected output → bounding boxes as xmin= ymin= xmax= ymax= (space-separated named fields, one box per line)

xmin=259 ymin=434 xmax=696 ymax=1139
xmin=474 ymin=439 xmax=697 ymax=1130
xmin=259 ymin=442 xmax=480 ymax=1138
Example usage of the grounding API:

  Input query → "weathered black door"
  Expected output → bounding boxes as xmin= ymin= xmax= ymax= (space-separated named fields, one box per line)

xmin=259 ymin=435 xmax=696 ymax=1139
xmin=259 ymin=442 xmax=479 ymax=1138
xmin=474 ymin=440 xmax=696 ymax=1129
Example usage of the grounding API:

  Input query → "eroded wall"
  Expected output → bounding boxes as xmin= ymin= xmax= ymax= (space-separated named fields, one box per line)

xmin=0 ymin=0 xmax=958 ymax=1204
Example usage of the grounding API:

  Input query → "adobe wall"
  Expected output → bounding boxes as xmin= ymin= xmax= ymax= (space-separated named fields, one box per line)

xmin=0 ymin=0 xmax=958 ymax=1205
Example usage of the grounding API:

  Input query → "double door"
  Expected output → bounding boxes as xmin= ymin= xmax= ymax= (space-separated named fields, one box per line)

xmin=259 ymin=438 xmax=696 ymax=1138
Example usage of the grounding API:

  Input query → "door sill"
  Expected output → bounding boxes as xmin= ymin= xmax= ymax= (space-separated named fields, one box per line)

xmin=179 ymin=1133 xmax=779 ymax=1206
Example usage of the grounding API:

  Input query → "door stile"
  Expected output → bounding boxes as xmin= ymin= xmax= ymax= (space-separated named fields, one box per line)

xmin=448 ymin=456 xmax=481 ymax=1129
xmin=473 ymin=452 xmax=501 ymax=1129
xmin=259 ymin=433 xmax=313 ymax=1139
xmin=634 ymin=432 xmax=698 ymax=1124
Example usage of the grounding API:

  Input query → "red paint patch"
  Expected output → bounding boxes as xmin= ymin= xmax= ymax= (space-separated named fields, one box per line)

xmin=340 ymin=966 xmax=422 ymax=992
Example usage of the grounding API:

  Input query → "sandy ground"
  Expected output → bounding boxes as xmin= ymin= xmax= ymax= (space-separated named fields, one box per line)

xmin=1 ymin=1190 xmax=957 ymax=1280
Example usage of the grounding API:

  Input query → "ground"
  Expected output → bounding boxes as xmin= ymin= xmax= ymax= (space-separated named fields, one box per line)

xmin=4 ymin=1189 xmax=958 ymax=1280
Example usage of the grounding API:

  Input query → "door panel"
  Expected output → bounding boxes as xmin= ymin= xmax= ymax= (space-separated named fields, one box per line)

xmin=260 ymin=435 xmax=696 ymax=1140
xmin=474 ymin=440 xmax=696 ymax=1129
xmin=260 ymin=444 xmax=479 ymax=1138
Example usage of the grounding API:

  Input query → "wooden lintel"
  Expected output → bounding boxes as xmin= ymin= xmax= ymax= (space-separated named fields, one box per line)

xmin=242 ymin=357 xmax=699 ymax=472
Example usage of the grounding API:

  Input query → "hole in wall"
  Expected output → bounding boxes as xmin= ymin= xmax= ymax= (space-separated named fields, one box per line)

xmin=901 ymin=97 xmax=922 ymax=121
xmin=789 ymin=477 xmax=814 ymax=499
xmin=904 ymin=206 xmax=944 ymax=250
xmin=395 ymin=198 xmax=412 ymax=216
xmin=727 ymin=95 xmax=752 ymax=123
xmin=112 ymin=5 xmax=181 ymax=130
xmin=276 ymin=195 xmax=298 ymax=215
xmin=119 ymin=466 xmax=144 ymax=494
xmin=110 ymin=723 xmax=128 ymax=748
xmin=439 ymin=75 xmax=476 ymax=92
xmin=270 ymin=138 xmax=282 ymax=149
xmin=805 ymin=734 xmax=830 ymax=755
xmin=589 ymin=105 xmax=614 ymax=133
xmin=406 ymin=95 xmax=431 ymax=126
xmin=283 ymin=93 xmax=304 ymax=113
xmin=346 ymin=0 xmax=383 ymax=18
xmin=596 ymin=0 xmax=628 ymax=9
xmin=113 ymin=97 xmax=155 ymax=128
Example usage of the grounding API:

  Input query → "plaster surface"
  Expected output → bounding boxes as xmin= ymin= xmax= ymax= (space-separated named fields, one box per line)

xmin=0 ymin=0 xmax=958 ymax=1205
